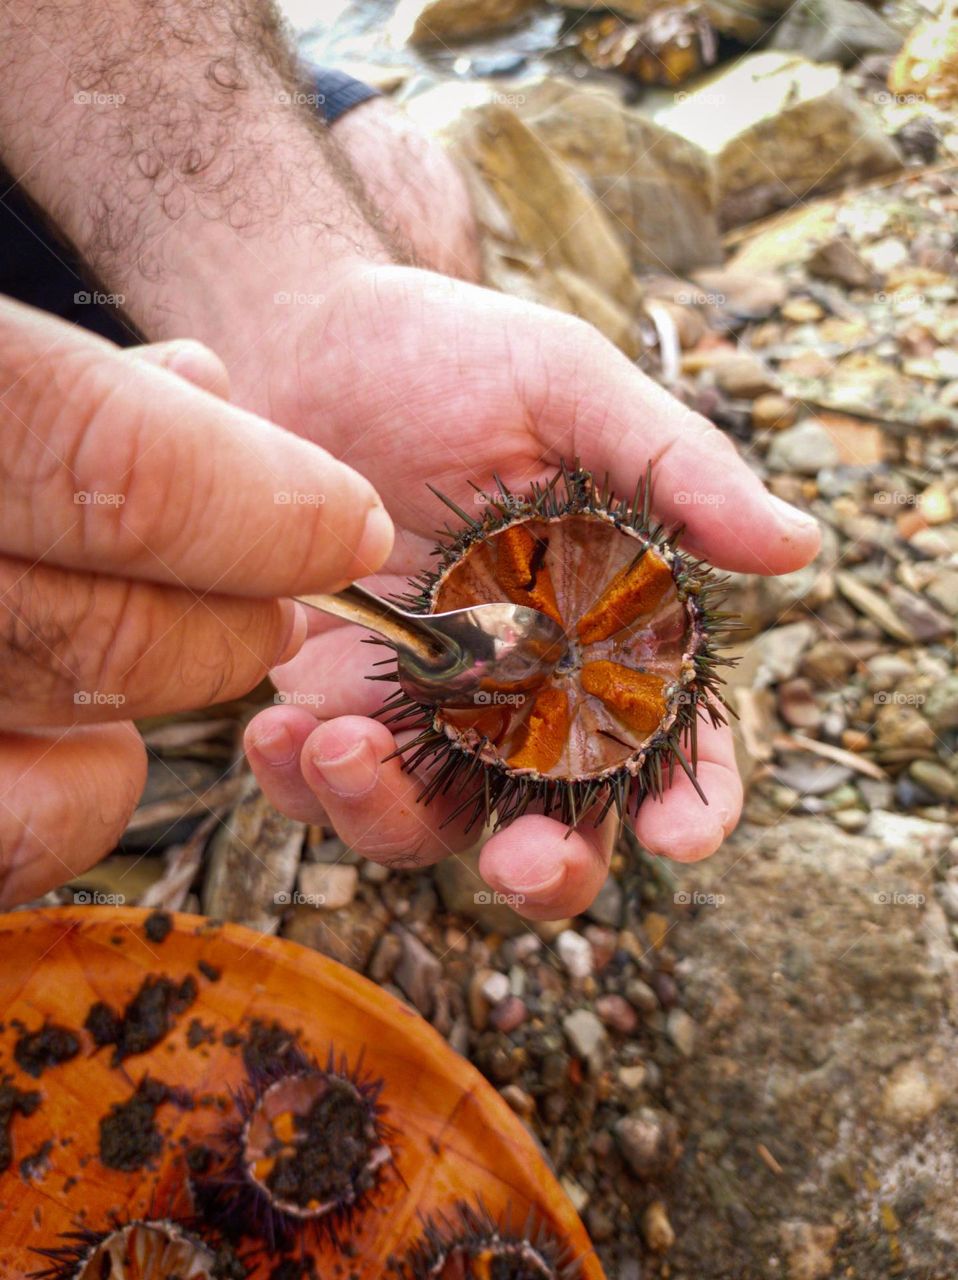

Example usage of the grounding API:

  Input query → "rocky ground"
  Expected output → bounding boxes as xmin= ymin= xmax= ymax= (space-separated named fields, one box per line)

xmin=22 ymin=1 xmax=958 ymax=1277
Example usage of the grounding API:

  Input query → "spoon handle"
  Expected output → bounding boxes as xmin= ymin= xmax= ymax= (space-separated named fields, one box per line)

xmin=295 ymin=584 xmax=452 ymax=666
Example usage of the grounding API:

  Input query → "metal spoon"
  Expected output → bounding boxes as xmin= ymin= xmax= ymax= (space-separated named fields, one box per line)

xmin=295 ymin=583 xmax=568 ymax=707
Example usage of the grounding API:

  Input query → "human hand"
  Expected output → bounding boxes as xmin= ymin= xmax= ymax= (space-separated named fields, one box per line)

xmin=244 ymin=265 xmax=821 ymax=920
xmin=0 ymin=297 xmax=392 ymax=905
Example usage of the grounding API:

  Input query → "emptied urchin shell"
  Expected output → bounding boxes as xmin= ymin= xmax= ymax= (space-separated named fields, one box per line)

xmin=376 ymin=463 xmax=736 ymax=830
xmin=397 ymin=1201 xmax=581 ymax=1279
xmin=29 ymin=1220 xmax=225 ymax=1280
xmin=194 ymin=1048 xmax=392 ymax=1253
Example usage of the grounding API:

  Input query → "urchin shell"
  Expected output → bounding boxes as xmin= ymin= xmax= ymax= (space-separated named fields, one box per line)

xmin=29 ymin=1219 xmax=224 ymax=1280
xmin=374 ymin=463 xmax=736 ymax=830
xmin=396 ymin=1200 xmax=582 ymax=1279
xmin=193 ymin=1046 xmax=393 ymax=1254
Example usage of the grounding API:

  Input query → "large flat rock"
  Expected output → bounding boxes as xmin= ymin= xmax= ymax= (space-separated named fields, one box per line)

xmin=515 ymin=77 xmax=722 ymax=273
xmin=662 ymin=814 xmax=958 ymax=1277
xmin=651 ymin=52 xmax=902 ymax=226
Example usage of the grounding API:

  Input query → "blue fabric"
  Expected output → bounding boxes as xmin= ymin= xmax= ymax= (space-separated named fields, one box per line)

xmin=0 ymin=66 xmax=379 ymax=341
xmin=312 ymin=66 xmax=380 ymax=125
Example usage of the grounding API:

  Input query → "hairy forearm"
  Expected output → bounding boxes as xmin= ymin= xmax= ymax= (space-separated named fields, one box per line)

xmin=0 ymin=0 xmax=392 ymax=366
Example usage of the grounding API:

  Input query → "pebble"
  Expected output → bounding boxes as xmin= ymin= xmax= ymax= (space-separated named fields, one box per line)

xmin=666 ymin=1008 xmax=697 ymax=1056
xmin=690 ymin=267 xmax=786 ymax=319
xmin=596 ymin=994 xmax=639 ymax=1034
xmin=800 ymin=638 xmax=856 ymax=684
xmin=617 ymin=1063 xmax=647 ymax=1091
xmin=713 ymin=353 xmax=780 ymax=399
xmin=837 ymin=571 xmax=916 ymax=643
xmin=511 ymin=932 xmax=542 ymax=962
xmin=642 ymin=912 xmax=670 ymax=950
xmin=297 ymin=862 xmax=358 ymax=910
xmin=651 ymin=971 xmax=680 ymax=1009
xmin=880 ymin=1058 xmax=942 ymax=1126
xmin=925 ymin=568 xmax=958 ymax=616
xmin=863 ymin=652 xmax=917 ymax=692
xmin=615 ymin=1107 xmax=682 ymax=1178
xmin=468 ymin=969 xmax=495 ymax=1030
xmin=753 ymin=621 xmax=818 ymax=687
xmin=540 ymin=1051 xmax=569 ymax=1090
xmin=560 ymin=1175 xmax=589 ymax=1213
xmin=752 ymin=392 xmax=797 ymax=430
xmin=586 ymin=1204 xmax=615 ymax=1243
xmin=833 ymin=808 xmax=868 ymax=832
xmin=562 ymin=1009 xmax=608 ymax=1071
xmin=556 ymin=929 xmax=595 ymax=979
xmin=808 ymin=236 xmax=877 ymax=289
xmin=306 ymin=834 xmax=355 ymax=865
xmin=922 ymin=675 xmax=958 ymax=731
xmin=908 ymin=760 xmax=955 ymax=800
xmin=532 ymin=917 xmax=574 ymax=944
xmin=936 ymin=880 xmax=958 ymax=922
xmin=642 ymin=1200 xmax=676 ymax=1253
xmin=481 ymin=971 xmax=511 ymax=1006
xmin=433 ymin=854 xmax=525 ymax=935
xmin=360 ymin=860 xmax=391 ymax=884
xmin=778 ymin=677 xmax=823 ymax=730
xmin=774 ymin=754 xmax=853 ymax=797
xmin=447 ymin=1018 xmax=470 ymax=1058
xmin=500 ymin=1083 xmax=535 ymax=1120
xmin=767 ymin=421 xmax=840 ymax=475
xmin=368 ymin=930 xmax=403 ymax=984
xmin=490 ymin=995 xmax=528 ymax=1034
xmin=779 ymin=1221 xmax=839 ymax=1280
xmin=394 ymin=929 xmax=442 ymax=1017
xmin=866 ymin=236 xmax=909 ymax=273
xmin=585 ymin=875 xmax=624 ymax=927
xmin=625 ymin=978 xmax=660 ymax=1014
xmin=874 ymin=703 xmax=937 ymax=755
xmin=583 ymin=925 xmax=617 ymax=972
xmin=781 ymin=296 xmax=824 ymax=323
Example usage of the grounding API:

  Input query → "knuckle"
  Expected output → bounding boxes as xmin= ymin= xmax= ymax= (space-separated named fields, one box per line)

xmin=89 ymin=586 xmax=243 ymax=712
xmin=0 ymin=568 xmax=78 ymax=708
xmin=63 ymin=352 xmax=207 ymax=577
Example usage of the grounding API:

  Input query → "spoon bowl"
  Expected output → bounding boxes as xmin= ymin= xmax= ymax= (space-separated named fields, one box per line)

xmin=295 ymin=585 xmax=567 ymax=707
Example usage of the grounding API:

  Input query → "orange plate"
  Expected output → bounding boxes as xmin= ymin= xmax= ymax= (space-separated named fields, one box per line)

xmin=0 ymin=908 xmax=605 ymax=1278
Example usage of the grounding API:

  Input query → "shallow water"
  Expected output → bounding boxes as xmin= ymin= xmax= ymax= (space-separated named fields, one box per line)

xmin=279 ymin=0 xmax=569 ymax=81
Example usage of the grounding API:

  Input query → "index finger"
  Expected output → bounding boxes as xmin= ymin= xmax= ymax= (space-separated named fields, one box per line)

xmin=0 ymin=297 xmax=393 ymax=593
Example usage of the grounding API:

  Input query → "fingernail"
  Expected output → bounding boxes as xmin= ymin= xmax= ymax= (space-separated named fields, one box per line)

xmin=276 ymin=602 xmax=308 ymax=666
xmin=250 ymin=724 xmax=297 ymax=768
xmin=501 ymin=861 xmax=566 ymax=897
xmin=768 ymin=493 xmax=819 ymax=533
xmin=311 ymin=739 xmax=379 ymax=799
xmin=353 ymin=502 xmax=394 ymax=575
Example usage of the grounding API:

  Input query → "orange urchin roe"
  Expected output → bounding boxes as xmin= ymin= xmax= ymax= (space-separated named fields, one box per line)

xmin=472 ymin=704 xmax=513 ymax=742
xmin=467 ymin=1250 xmax=499 ymax=1278
xmin=580 ymin=660 xmax=668 ymax=739
xmin=576 ymin=547 xmax=673 ymax=644
xmin=496 ymin=525 xmax=563 ymax=627
xmin=272 ymin=1110 xmax=296 ymax=1144
xmin=506 ymin=687 xmax=571 ymax=773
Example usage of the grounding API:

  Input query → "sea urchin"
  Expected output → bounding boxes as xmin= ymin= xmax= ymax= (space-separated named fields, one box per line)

xmin=194 ymin=1047 xmax=392 ymax=1253
xmin=397 ymin=1201 xmax=581 ymax=1279
xmin=376 ymin=464 xmax=735 ymax=831
xmin=29 ymin=1220 xmax=225 ymax=1280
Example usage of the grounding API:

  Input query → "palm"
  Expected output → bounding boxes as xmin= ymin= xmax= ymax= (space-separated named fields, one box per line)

xmin=246 ymin=264 xmax=820 ymax=919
